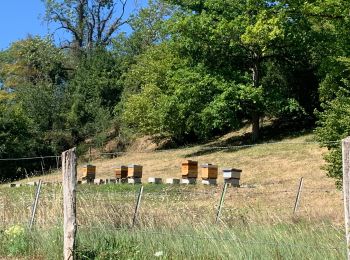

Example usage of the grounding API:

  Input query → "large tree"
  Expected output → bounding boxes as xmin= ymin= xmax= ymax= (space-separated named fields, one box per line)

xmin=43 ymin=0 xmax=130 ymax=51
xmin=164 ymin=0 xmax=316 ymax=141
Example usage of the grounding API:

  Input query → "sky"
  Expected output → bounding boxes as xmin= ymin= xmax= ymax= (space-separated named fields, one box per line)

xmin=0 ymin=1 xmax=47 ymax=50
xmin=0 ymin=0 xmax=147 ymax=50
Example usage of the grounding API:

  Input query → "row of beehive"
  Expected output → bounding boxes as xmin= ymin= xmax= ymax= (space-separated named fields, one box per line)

xmin=82 ymin=164 xmax=143 ymax=181
xmin=81 ymin=160 xmax=242 ymax=186
xmin=182 ymin=160 xmax=241 ymax=179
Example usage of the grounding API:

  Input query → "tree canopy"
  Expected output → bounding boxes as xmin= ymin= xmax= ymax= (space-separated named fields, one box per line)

xmin=1 ymin=0 xmax=350 ymax=186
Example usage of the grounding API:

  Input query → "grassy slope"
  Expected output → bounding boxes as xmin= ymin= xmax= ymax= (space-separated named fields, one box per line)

xmin=0 ymin=130 xmax=346 ymax=259
xmin=13 ymin=131 xmax=342 ymax=222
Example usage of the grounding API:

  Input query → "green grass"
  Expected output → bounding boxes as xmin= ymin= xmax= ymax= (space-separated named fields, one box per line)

xmin=0 ymin=222 xmax=345 ymax=259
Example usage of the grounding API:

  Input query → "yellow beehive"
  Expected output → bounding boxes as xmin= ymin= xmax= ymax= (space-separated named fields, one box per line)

xmin=81 ymin=165 xmax=96 ymax=180
xmin=181 ymin=160 xmax=198 ymax=178
xmin=115 ymin=165 xmax=128 ymax=179
xmin=201 ymin=164 xmax=218 ymax=179
xmin=128 ymin=164 xmax=143 ymax=178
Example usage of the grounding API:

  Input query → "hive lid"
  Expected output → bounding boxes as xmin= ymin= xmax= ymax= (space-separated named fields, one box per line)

xmin=222 ymin=168 xmax=242 ymax=172
xmin=83 ymin=164 xmax=95 ymax=167
xmin=182 ymin=160 xmax=198 ymax=164
xmin=201 ymin=164 xmax=217 ymax=168
xmin=128 ymin=164 xmax=142 ymax=167
xmin=115 ymin=165 xmax=127 ymax=168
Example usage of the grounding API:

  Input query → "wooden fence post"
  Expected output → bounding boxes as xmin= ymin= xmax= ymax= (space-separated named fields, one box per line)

xmin=293 ymin=177 xmax=304 ymax=215
xmin=343 ymin=137 xmax=350 ymax=260
xmin=62 ymin=148 xmax=77 ymax=260
xmin=29 ymin=179 xmax=42 ymax=229
xmin=216 ymin=183 xmax=228 ymax=223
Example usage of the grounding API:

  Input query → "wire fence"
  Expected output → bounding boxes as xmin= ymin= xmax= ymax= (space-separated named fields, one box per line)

xmin=0 ymin=140 xmax=346 ymax=256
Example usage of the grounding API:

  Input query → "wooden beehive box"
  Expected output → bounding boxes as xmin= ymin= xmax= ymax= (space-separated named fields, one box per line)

xmin=181 ymin=160 xmax=198 ymax=178
xmin=128 ymin=164 xmax=143 ymax=178
xmin=115 ymin=165 xmax=128 ymax=179
xmin=222 ymin=168 xmax=242 ymax=179
xmin=82 ymin=164 xmax=96 ymax=180
xmin=201 ymin=164 xmax=218 ymax=179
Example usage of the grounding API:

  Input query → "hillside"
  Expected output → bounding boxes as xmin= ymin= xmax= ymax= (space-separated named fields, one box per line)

xmin=9 ymin=131 xmax=342 ymax=224
xmin=20 ymin=131 xmax=333 ymax=189
xmin=0 ymin=131 xmax=345 ymax=259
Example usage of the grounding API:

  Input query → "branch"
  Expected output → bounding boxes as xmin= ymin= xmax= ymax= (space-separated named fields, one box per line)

xmin=102 ymin=0 xmax=128 ymax=44
xmin=52 ymin=11 xmax=80 ymax=41
xmin=99 ymin=4 xmax=116 ymax=40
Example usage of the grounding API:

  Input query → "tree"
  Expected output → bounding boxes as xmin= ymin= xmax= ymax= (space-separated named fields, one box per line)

xmin=0 ymin=90 xmax=46 ymax=181
xmin=312 ymin=0 xmax=350 ymax=187
xmin=0 ymin=37 xmax=72 ymax=155
xmin=163 ymin=0 xmax=314 ymax=141
xmin=0 ymin=36 xmax=67 ymax=89
xmin=43 ymin=0 xmax=130 ymax=51
xmin=67 ymin=48 xmax=123 ymax=145
xmin=121 ymin=44 xmax=262 ymax=143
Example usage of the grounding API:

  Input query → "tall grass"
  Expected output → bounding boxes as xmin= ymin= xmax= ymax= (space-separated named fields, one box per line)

xmin=0 ymin=183 xmax=346 ymax=259
xmin=0 ymin=222 xmax=345 ymax=259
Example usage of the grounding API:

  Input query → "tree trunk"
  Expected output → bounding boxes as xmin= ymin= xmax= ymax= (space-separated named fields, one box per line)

xmin=252 ymin=111 xmax=259 ymax=142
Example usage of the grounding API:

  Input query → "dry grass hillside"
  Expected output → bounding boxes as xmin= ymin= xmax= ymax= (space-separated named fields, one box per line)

xmin=9 ymin=125 xmax=343 ymax=225
xmin=0 ymin=127 xmax=345 ymax=259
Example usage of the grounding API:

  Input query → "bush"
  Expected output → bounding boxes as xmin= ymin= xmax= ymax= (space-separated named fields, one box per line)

xmin=2 ymin=225 xmax=29 ymax=256
xmin=315 ymin=94 xmax=350 ymax=188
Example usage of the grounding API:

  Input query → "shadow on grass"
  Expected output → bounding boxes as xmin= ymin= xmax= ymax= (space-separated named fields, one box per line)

xmin=183 ymin=118 xmax=315 ymax=158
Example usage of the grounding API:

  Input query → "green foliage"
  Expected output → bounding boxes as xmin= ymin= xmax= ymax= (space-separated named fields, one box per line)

xmin=0 ymin=97 xmax=46 ymax=181
xmin=121 ymin=44 xmax=268 ymax=143
xmin=316 ymin=94 xmax=350 ymax=187
xmin=0 ymin=36 xmax=67 ymax=88
xmin=68 ymin=48 xmax=123 ymax=146
xmin=314 ymin=1 xmax=350 ymax=186
xmin=2 ymin=225 xmax=29 ymax=256
xmin=162 ymin=0 xmax=315 ymax=141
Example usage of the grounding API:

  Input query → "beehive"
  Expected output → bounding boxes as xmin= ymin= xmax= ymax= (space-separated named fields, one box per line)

xmin=201 ymin=164 xmax=218 ymax=179
xmin=202 ymin=179 xmax=217 ymax=185
xmin=181 ymin=160 xmax=198 ymax=178
xmin=82 ymin=164 xmax=96 ymax=181
xmin=224 ymin=178 xmax=240 ymax=187
xmin=128 ymin=178 xmax=142 ymax=184
xmin=128 ymin=164 xmax=143 ymax=178
xmin=166 ymin=178 xmax=180 ymax=184
xmin=115 ymin=165 xmax=128 ymax=179
xmin=181 ymin=178 xmax=196 ymax=185
xmin=148 ymin=177 xmax=163 ymax=184
xmin=222 ymin=168 xmax=242 ymax=179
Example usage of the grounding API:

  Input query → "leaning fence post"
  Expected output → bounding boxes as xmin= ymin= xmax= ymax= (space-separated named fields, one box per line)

xmin=62 ymin=148 xmax=77 ymax=260
xmin=293 ymin=177 xmax=304 ymax=214
xmin=343 ymin=137 xmax=350 ymax=260
xmin=132 ymin=185 xmax=144 ymax=227
xmin=29 ymin=179 xmax=42 ymax=229
xmin=216 ymin=183 xmax=228 ymax=223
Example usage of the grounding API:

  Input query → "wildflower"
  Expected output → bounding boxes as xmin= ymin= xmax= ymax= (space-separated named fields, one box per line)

xmin=154 ymin=251 xmax=163 ymax=257
xmin=4 ymin=225 xmax=25 ymax=239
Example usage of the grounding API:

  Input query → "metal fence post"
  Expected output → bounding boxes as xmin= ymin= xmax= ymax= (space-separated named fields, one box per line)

xmin=29 ymin=179 xmax=42 ymax=229
xmin=293 ymin=177 xmax=304 ymax=214
xmin=216 ymin=183 xmax=228 ymax=223
xmin=132 ymin=185 xmax=144 ymax=227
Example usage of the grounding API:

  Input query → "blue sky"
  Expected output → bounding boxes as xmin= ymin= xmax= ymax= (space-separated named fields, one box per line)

xmin=0 ymin=1 xmax=47 ymax=50
xmin=0 ymin=1 xmax=147 ymax=50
